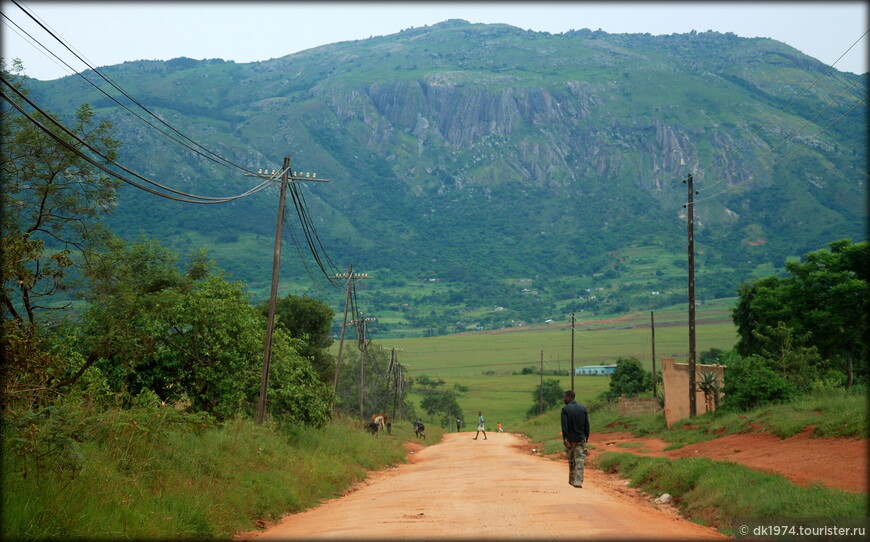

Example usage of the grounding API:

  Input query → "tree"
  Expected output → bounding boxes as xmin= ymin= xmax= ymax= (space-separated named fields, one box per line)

xmin=264 ymin=294 xmax=336 ymax=384
xmin=732 ymin=239 xmax=868 ymax=386
xmin=413 ymin=374 xmax=465 ymax=428
xmin=603 ymin=357 xmax=652 ymax=401
xmin=2 ymin=61 xmax=120 ymax=325
xmin=722 ymin=353 xmax=794 ymax=411
xmin=526 ymin=378 xmax=564 ymax=418
xmin=1 ymin=61 xmax=120 ymax=410
xmin=699 ymin=348 xmax=725 ymax=364
xmin=334 ymin=344 xmax=413 ymax=420
xmin=79 ymin=238 xmax=332 ymax=423
xmin=752 ymin=322 xmax=823 ymax=392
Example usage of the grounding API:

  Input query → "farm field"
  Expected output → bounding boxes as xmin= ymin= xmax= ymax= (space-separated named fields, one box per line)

xmin=363 ymin=301 xmax=738 ymax=429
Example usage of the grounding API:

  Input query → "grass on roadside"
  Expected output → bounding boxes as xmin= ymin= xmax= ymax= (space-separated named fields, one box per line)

xmin=514 ymin=388 xmax=868 ymax=536
xmin=595 ymin=387 xmax=867 ymax=450
xmin=595 ymin=452 xmax=868 ymax=533
xmin=2 ymin=401 xmax=419 ymax=540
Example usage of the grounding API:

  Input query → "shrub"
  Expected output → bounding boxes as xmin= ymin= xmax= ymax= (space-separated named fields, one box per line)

xmin=722 ymin=354 xmax=794 ymax=411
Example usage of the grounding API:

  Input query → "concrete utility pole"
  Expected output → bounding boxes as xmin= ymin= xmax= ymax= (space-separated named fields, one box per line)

xmin=332 ymin=267 xmax=372 ymax=408
xmin=683 ymin=173 xmax=698 ymax=417
xmin=248 ymin=157 xmax=329 ymax=425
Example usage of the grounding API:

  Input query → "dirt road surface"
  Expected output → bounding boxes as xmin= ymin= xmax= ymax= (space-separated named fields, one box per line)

xmin=242 ymin=432 xmax=726 ymax=540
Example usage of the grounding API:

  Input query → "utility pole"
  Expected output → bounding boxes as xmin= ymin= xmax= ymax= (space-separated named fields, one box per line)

xmin=539 ymin=350 xmax=544 ymax=414
xmin=248 ymin=157 xmax=328 ymax=425
xmin=350 ymin=314 xmax=377 ymax=419
xmin=387 ymin=348 xmax=404 ymax=420
xmin=683 ymin=173 xmax=698 ymax=417
xmin=649 ymin=311 xmax=656 ymax=397
xmin=331 ymin=267 xmax=372 ymax=409
xmin=359 ymin=316 xmax=367 ymax=420
xmin=570 ymin=312 xmax=576 ymax=391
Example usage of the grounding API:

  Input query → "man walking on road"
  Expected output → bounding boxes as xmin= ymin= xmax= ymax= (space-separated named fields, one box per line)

xmin=561 ymin=390 xmax=589 ymax=488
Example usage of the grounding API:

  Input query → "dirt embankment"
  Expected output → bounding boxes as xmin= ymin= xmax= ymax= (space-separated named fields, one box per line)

xmin=591 ymin=427 xmax=868 ymax=493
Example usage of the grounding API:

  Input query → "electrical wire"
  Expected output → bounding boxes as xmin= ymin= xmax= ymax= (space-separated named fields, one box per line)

xmin=5 ymin=1 xmax=256 ymax=175
xmin=1 ymin=11 xmax=252 ymax=175
xmin=693 ymin=72 xmax=867 ymax=202
xmin=1 ymin=81 xmax=274 ymax=204
xmin=6 ymin=2 xmax=345 ymax=292
xmin=0 ymin=76 xmax=275 ymax=202
xmin=281 ymin=174 xmax=342 ymax=288
xmin=697 ymin=28 xmax=870 ymax=194
xmin=281 ymin=196 xmax=324 ymax=290
xmin=694 ymin=92 xmax=867 ymax=205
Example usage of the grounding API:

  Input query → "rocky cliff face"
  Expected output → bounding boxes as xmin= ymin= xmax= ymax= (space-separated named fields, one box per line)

xmin=32 ymin=20 xmax=867 ymax=293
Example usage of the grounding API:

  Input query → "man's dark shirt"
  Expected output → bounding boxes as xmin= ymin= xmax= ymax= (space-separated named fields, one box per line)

xmin=561 ymin=400 xmax=590 ymax=443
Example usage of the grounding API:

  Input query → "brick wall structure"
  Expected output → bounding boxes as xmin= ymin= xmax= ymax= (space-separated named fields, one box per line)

xmin=661 ymin=357 xmax=725 ymax=427
xmin=618 ymin=396 xmax=661 ymax=417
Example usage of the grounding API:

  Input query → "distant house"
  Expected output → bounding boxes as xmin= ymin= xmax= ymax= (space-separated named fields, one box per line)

xmin=575 ymin=364 xmax=617 ymax=376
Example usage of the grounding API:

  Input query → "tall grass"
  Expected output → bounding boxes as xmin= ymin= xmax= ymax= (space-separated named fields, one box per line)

xmin=2 ymin=400 xmax=410 ymax=540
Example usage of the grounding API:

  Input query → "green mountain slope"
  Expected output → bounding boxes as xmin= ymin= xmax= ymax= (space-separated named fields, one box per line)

xmin=27 ymin=21 xmax=868 ymax=336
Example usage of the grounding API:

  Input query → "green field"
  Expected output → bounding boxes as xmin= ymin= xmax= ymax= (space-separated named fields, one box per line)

xmin=362 ymin=301 xmax=738 ymax=429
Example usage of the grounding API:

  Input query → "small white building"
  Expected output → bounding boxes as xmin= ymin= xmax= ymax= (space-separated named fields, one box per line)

xmin=575 ymin=364 xmax=617 ymax=376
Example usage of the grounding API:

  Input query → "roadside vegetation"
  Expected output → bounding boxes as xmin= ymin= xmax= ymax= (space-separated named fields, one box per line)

xmin=514 ymin=386 xmax=867 ymax=535
xmin=595 ymin=453 xmax=867 ymax=533
xmin=2 ymin=405 xmax=434 ymax=539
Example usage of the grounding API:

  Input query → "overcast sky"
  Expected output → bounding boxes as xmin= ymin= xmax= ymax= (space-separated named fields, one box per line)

xmin=2 ymin=1 xmax=868 ymax=81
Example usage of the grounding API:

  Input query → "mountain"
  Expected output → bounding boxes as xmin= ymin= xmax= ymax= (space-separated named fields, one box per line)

xmin=27 ymin=20 xmax=868 ymax=336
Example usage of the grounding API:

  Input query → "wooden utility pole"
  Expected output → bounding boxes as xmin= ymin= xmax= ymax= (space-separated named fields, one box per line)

xmin=683 ymin=173 xmax=697 ymax=417
xmin=250 ymin=157 xmax=328 ymax=425
xmin=539 ymin=350 xmax=544 ymax=414
xmin=359 ymin=316 xmax=367 ymax=420
xmin=570 ymin=312 xmax=576 ymax=391
xmin=350 ymin=315 xmax=377 ymax=419
xmin=332 ymin=267 xmax=372 ymax=408
xmin=387 ymin=348 xmax=403 ymax=420
xmin=649 ymin=311 xmax=656 ymax=397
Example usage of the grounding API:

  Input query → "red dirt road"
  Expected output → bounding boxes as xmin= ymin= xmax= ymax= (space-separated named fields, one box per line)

xmin=241 ymin=432 xmax=726 ymax=540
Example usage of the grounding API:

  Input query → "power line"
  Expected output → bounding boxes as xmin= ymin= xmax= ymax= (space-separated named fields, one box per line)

xmin=4 ymin=1 xmax=255 ymax=175
xmin=1 ymin=77 xmax=273 ymax=203
xmin=698 ymin=28 xmax=870 ymax=195
xmin=694 ymin=91 xmax=867 ymax=205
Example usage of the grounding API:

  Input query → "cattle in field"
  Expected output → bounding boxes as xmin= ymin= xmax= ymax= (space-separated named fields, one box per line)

xmin=412 ymin=420 xmax=426 ymax=440
xmin=371 ymin=413 xmax=387 ymax=432
xmin=365 ymin=422 xmax=380 ymax=435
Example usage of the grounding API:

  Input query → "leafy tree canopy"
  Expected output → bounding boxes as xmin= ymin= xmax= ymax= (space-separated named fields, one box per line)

xmin=2 ymin=60 xmax=120 ymax=325
xmin=264 ymin=294 xmax=336 ymax=384
xmin=526 ymin=378 xmax=564 ymax=418
xmin=603 ymin=357 xmax=652 ymax=401
xmin=732 ymin=239 xmax=868 ymax=386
